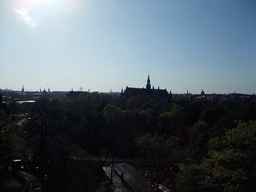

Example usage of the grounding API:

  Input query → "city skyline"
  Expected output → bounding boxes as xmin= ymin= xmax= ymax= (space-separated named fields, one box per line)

xmin=1 ymin=0 xmax=256 ymax=94
xmin=1 ymin=80 xmax=255 ymax=95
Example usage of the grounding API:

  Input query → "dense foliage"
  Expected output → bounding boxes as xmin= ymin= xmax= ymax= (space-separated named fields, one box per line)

xmin=200 ymin=121 xmax=256 ymax=192
xmin=1 ymin=93 xmax=256 ymax=191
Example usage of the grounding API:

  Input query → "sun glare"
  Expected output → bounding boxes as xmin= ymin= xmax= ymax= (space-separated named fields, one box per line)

xmin=13 ymin=0 xmax=85 ymax=28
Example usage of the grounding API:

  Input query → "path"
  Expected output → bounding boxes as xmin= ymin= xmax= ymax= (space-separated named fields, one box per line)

xmin=17 ymin=171 xmax=42 ymax=192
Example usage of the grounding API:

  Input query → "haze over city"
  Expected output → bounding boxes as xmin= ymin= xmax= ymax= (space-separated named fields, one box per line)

xmin=1 ymin=0 xmax=256 ymax=94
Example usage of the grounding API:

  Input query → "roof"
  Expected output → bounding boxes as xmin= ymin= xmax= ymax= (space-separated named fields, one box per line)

xmin=103 ymin=163 xmax=151 ymax=192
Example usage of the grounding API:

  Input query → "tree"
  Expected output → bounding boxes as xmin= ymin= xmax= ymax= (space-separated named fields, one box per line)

xmin=9 ymin=101 xmax=21 ymax=120
xmin=186 ymin=121 xmax=209 ymax=164
xmin=158 ymin=112 xmax=174 ymax=134
xmin=158 ymin=104 xmax=188 ymax=134
xmin=46 ymin=134 xmax=71 ymax=191
xmin=103 ymin=104 xmax=121 ymax=123
xmin=136 ymin=134 xmax=185 ymax=186
xmin=121 ymin=109 xmax=152 ymax=134
xmin=200 ymin=121 xmax=256 ymax=192
xmin=0 ymin=110 xmax=27 ymax=163
xmin=199 ymin=106 xmax=222 ymax=126
xmin=96 ymin=179 xmax=115 ymax=192
xmin=208 ymin=101 xmax=256 ymax=140
xmin=176 ymin=164 xmax=204 ymax=192
xmin=127 ymin=96 xmax=143 ymax=110
xmin=170 ymin=104 xmax=187 ymax=124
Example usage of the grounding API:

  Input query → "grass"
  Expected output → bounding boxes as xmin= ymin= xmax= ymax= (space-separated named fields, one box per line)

xmin=65 ymin=160 xmax=110 ymax=192
xmin=50 ymin=145 xmax=117 ymax=192
xmin=0 ymin=171 xmax=25 ymax=192
xmin=127 ymin=156 xmax=149 ymax=169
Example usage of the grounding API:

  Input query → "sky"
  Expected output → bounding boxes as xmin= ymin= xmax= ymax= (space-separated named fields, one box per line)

xmin=1 ymin=0 xmax=256 ymax=94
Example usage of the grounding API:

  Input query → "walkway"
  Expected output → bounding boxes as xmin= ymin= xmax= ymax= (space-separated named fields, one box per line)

xmin=17 ymin=171 xmax=42 ymax=192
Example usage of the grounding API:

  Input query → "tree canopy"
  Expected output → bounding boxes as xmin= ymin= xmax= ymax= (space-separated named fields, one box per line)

xmin=200 ymin=121 xmax=256 ymax=192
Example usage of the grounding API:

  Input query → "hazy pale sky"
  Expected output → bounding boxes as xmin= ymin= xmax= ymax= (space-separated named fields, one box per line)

xmin=1 ymin=0 xmax=256 ymax=93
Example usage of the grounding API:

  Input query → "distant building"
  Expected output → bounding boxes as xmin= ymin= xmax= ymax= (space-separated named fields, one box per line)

xmin=67 ymin=90 xmax=89 ymax=99
xmin=0 ymin=93 xmax=9 ymax=114
xmin=123 ymin=75 xmax=170 ymax=99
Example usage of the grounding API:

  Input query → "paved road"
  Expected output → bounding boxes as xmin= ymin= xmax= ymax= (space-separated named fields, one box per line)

xmin=17 ymin=171 xmax=42 ymax=192
xmin=16 ymin=118 xmax=27 ymax=126
xmin=103 ymin=166 xmax=129 ymax=192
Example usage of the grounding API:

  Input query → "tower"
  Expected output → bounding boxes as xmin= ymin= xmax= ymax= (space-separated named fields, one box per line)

xmin=146 ymin=75 xmax=151 ymax=90
xmin=22 ymin=85 xmax=24 ymax=93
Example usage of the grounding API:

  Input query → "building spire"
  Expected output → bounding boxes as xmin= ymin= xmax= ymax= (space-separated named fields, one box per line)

xmin=146 ymin=75 xmax=151 ymax=90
